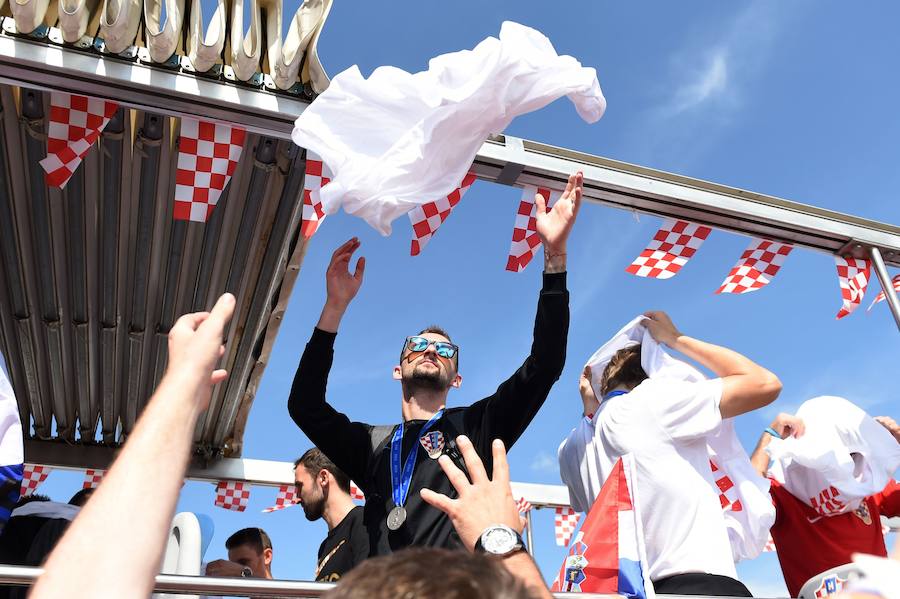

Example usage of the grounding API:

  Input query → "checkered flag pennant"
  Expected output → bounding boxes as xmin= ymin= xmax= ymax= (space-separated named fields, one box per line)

xmin=173 ymin=118 xmax=246 ymax=222
xmin=868 ymin=273 xmax=900 ymax=312
xmin=261 ymin=484 xmax=299 ymax=513
xmin=515 ymin=497 xmax=533 ymax=514
xmin=716 ymin=238 xmax=794 ymax=294
xmin=214 ymin=480 xmax=251 ymax=512
xmin=710 ymin=460 xmax=742 ymax=513
xmin=834 ymin=256 xmax=871 ymax=319
xmin=82 ymin=469 xmax=105 ymax=489
xmin=20 ymin=464 xmax=50 ymax=497
xmin=349 ymin=481 xmax=365 ymax=501
xmin=300 ymin=151 xmax=332 ymax=238
xmin=626 ymin=219 xmax=712 ymax=279
xmin=409 ymin=173 xmax=477 ymax=256
xmin=506 ymin=186 xmax=561 ymax=272
xmin=554 ymin=506 xmax=580 ymax=546
xmin=39 ymin=93 xmax=119 ymax=189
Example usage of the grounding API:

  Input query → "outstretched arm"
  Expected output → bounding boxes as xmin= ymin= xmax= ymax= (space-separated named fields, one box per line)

xmin=642 ymin=311 xmax=783 ymax=419
xmin=316 ymin=237 xmax=366 ymax=333
xmin=749 ymin=413 xmax=805 ymax=477
xmin=32 ymin=294 xmax=236 ymax=599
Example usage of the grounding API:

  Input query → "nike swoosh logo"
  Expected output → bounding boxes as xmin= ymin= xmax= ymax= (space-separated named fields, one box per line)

xmin=807 ymin=515 xmax=824 ymax=524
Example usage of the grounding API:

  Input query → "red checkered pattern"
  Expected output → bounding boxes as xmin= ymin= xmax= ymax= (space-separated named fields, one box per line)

xmin=300 ymin=152 xmax=332 ymax=238
xmin=506 ymin=186 xmax=561 ymax=272
xmin=554 ymin=506 xmax=580 ymax=546
xmin=716 ymin=238 xmax=793 ymax=294
xmin=763 ymin=534 xmax=776 ymax=552
xmin=214 ymin=480 xmax=251 ymax=512
xmin=82 ymin=469 xmax=105 ymax=489
xmin=710 ymin=460 xmax=743 ymax=512
xmin=261 ymin=484 xmax=299 ymax=513
xmin=409 ymin=173 xmax=477 ymax=255
xmin=173 ymin=118 xmax=246 ymax=222
xmin=349 ymin=481 xmax=365 ymax=501
xmin=20 ymin=464 xmax=50 ymax=497
xmin=39 ymin=93 xmax=119 ymax=188
xmin=515 ymin=497 xmax=533 ymax=514
xmin=834 ymin=256 xmax=871 ymax=319
xmin=867 ymin=273 xmax=900 ymax=312
xmin=626 ymin=219 xmax=712 ymax=279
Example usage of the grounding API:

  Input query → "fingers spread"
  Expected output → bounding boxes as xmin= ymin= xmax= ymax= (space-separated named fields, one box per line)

xmin=534 ymin=190 xmax=548 ymax=216
xmin=456 ymin=435 xmax=487 ymax=484
xmin=354 ymin=256 xmax=366 ymax=281
xmin=207 ymin=293 xmax=236 ymax=329
xmin=491 ymin=439 xmax=510 ymax=485
xmin=436 ymin=454 xmax=471 ymax=494
xmin=420 ymin=488 xmax=455 ymax=515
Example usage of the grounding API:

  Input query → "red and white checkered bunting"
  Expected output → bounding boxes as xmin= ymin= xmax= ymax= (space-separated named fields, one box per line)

xmin=868 ymin=273 xmax=900 ymax=312
xmin=39 ymin=93 xmax=119 ymax=188
xmin=626 ymin=219 xmax=712 ymax=279
xmin=300 ymin=152 xmax=332 ymax=238
xmin=261 ymin=484 xmax=299 ymax=513
xmin=20 ymin=465 xmax=50 ymax=496
xmin=554 ymin=506 xmax=580 ymax=546
xmin=763 ymin=534 xmax=776 ymax=552
xmin=349 ymin=481 xmax=365 ymax=502
xmin=515 ymin=497 xmax=533 ymax=514
xmin=835 ymin=257 xmax=871 ymax=319
xmin=215 ymin=480 xmax=251 ymax=512
xmin=710 ymin=460 xmax=743 ymax=513
xmin=82 ymin=469 xmax=105 ymax=489
xmin=173 ymin=118 xmax=246 ymax=222
xmin=409 ymin=173 xmax=476 ymax=256
xmin=716 ymin=239 xmax=793 ymax=294
xmin=506 ymin=186 xmax=561 ymax=272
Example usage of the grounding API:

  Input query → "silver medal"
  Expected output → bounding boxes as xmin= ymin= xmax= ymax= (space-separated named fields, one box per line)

xmin=387 ymin=505 xmax=407 ymax=531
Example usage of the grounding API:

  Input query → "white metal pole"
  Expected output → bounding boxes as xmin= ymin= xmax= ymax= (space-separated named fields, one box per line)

xmin=869 ymin=246 xmax=900 ymax=331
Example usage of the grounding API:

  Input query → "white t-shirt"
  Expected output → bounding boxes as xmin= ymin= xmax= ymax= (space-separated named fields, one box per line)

xmin=559 ymin=377 xmax=736 ymax=581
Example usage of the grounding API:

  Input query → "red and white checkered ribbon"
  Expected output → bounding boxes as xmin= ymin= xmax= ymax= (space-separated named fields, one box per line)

xmin=710 ymin=460 xmax=743 ymax=512
xmin=214 ymin=480 xmax=251 ymax=512
xmin=39 ymin=93 xmax=119 ymax=188
xmin=20 ymin=465 xmax=50 ymax=497
xmin=173 ymin=118 xmax=246 ymax=222
xmin=867 ymin=273 xmax=900 ymax=312
xmin=349 ymin=481 xmax=365 ymax=501
xmin=300 ymin=152 xmax=332 ymax=238
xmin=261 ymin=484 xmax=299 ymax=513
xmin=834 ymin=256 xmax=871 ymax=319
xmin=763 ymin=534 xmax=776 ymax=552
xmin=506 ymin=186 xmax=561 ymax=272
xmin=626 ymin=219 xmax=712 ymax=279
xmin=82 ymin=469 xmax=105 ymax=489
xmin=554 ymin=506 xmax=580 ymax=546
xmin=515 ymin=497 xmax=533 ymax=514
xmin=716 ymin=239 xmax=793 ymax=294
xmin=409 ymin=173 xmax=477 ymax=256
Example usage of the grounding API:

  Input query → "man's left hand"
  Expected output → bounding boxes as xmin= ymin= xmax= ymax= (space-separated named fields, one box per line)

xmin=535 ymin=171 xmax=582 ymax=256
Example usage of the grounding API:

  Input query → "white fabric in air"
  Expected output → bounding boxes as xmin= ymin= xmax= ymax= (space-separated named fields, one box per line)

xmin=291 ymin=21 xmax=606 ymax=235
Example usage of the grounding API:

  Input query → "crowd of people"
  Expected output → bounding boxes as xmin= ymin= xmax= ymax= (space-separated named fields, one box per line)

xmin=3 ymin=170 xmax=897 ymax=598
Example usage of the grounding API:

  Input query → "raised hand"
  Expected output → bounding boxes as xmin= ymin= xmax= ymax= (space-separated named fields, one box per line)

xmin=318 ymin=238 xmax=366 ymax=333
xmin=535 ymin=171 xmax=583 ymax=255
xmin=641 ymin=310 xmax=682 ymax=347
xmin=770 ymin=413 xmax=805 ymax=439
xmin=579 ymin=365 xmax=599 ymax=416
xmin=875 ymin=416 xmax=900 ymax=444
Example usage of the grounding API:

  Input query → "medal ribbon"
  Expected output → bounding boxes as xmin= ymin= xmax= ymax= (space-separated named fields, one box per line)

xmin=602 ymin=389 xmax=629 ymax=402
xmin=390 ymin=409 xmax=444 ymax=508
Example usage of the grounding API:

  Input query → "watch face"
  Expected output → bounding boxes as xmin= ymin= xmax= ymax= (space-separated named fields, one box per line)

xmin=483 ymin=526 xmax=518 ymax=554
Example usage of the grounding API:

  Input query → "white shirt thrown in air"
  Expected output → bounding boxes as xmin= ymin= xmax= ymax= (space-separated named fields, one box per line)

xmin=559 ymin=377 xmax=736 ymax=582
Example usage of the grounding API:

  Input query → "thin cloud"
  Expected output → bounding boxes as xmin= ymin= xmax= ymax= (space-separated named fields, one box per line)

xmin=530 ymin=451 xmax=557 ymax=474
xmin=663 ymin=50 xmax=728 ymax=117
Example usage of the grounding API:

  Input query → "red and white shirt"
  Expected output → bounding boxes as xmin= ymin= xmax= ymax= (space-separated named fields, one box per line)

xmin=769 ymin=478 xmax=900 ymax=597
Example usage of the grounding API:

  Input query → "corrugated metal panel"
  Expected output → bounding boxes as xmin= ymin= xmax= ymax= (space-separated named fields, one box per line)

xmin=0 ymin=82 xmax=311 ymax=458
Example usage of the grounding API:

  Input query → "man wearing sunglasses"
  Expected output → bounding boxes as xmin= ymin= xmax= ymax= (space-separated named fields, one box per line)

xmin=288 ymin=172 xmax=582 ymax=557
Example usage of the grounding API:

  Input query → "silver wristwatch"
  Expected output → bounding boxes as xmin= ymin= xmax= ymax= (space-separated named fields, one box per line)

xmin=474 ymin=524 xmax=525 ymax=557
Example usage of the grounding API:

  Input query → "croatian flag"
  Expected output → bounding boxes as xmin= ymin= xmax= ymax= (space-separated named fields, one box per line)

xmin=0 ymin=352 xmax=23 ymax=528
xmin=552 ymin=454 xmax=654 ymax=598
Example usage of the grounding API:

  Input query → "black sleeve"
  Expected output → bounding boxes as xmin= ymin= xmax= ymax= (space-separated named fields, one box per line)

xmin=464 ymin=272 xmax=569 ymax=452
xmin=349 ymin=512 xmax=370 ymax=566
xmin=287 ymin=328 xmax=373 ymax=485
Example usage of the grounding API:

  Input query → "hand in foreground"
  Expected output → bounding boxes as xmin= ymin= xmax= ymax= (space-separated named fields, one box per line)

xmin=167 ymin=293 xmax=235 ymax=410
xmin=325 ymin=238 xmax=366 ymax=309
xmin=420 ymin=436 xmax=522 ymax=552
xmin=769 ymin=413 xmax=805 ymax=439
xmin=535 ymin=171 xmax=582 ymax=254
xmin=579 ymin=365 xmax=599 ymax=416
xmin=875 ymin=416 xmax=900 ymax=444
xmin=641 ymin=310 xmax=682 ymax=347
xmin=205 ymin=559 xmax=249 ymax=578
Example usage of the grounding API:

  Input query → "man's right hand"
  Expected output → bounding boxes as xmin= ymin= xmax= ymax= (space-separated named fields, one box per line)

xmin=317 ymin=238 xmax=366 ymax=333
xmin=770 ymin=413 xmax=805 ymax=439
xmin=205 ymin=559 xmax=249 ymax=578
xmin=641 ymin=311 xmax=682 ymax=347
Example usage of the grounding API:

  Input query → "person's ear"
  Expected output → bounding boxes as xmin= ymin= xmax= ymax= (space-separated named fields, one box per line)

xmin=263 ymin=547 xmax=273 ymax=566
xmin=451 ymin=373 xmax=462 ymax=389
xmin=319 ymin=469 xmax=329 ymax=488
xmin=393 ymin=365 xmax=402 ymax=380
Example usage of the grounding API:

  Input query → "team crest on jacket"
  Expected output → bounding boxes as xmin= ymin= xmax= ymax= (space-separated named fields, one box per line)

xmin=420 ymin=431 xmax=445 ymax=459
xmin=853 ymin=501 xmax=873 ymax=525
xmin=814 ymin=574 xmax=846 ymax=598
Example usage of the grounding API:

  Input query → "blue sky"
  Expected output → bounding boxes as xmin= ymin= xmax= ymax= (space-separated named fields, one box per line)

xmin=39 ymin=1 xmax=900 ymax=596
